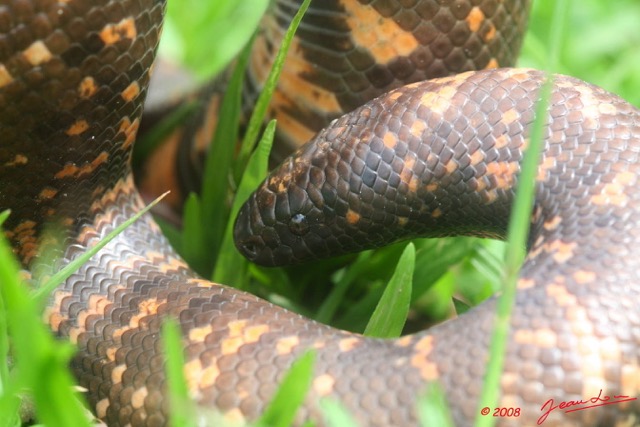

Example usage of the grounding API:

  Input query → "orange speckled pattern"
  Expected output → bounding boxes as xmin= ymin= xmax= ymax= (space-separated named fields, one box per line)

xmin=3 ymin=1 xmax=640 ymax=427
xmin=247 ymin=0 xmax=531 ymax=162
xmin=235 ymin=69 xmax=640 ymax=425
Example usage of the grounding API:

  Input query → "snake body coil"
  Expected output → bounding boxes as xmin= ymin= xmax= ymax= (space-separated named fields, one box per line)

xmin=2 ymin=1 xmax=640 ymax=426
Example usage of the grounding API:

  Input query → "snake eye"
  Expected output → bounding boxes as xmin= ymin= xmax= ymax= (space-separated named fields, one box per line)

xmin=288 ymin=213 xmax=309 ymax=236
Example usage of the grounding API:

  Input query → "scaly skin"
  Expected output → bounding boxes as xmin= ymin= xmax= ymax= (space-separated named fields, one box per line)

xmin=3 ymin=0 xmax=638 ymax=426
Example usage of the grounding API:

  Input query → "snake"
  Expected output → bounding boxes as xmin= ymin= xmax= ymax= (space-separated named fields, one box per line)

xmin=1 ymin=0 xmax=639 ymax=427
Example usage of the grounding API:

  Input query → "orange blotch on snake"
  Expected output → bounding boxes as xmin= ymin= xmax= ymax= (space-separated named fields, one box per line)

xmin=543 ymin=216 xmax=562 ymax=231
xmin=400 ymin=156 xmax=417 ymax=189
xmin=386 ymin=91 xmax=403 ymax=104
xmin=484 ymin=58 xmax=499 ymax=69
xmin=54 ymin=151 xmax=109 ymax=179
xmin=466 ymin=7 xmax=485 ymax=32
xmin=193 ymin=92 xmax=221 ymax=151
xmin=227 ymin=319 xmax=248 ymax=337
xmin=425 ymin=182 xmax=438 ymax=192
xmin=338 ymin=337 xmax=361 ymax=352
xmin=537 ymin=156 xmax=556 ymax=182
xmin=272 ymin=104 xmax=317 ymax=150
xmin=383 ymin=131 xmax=397 ymax=148
xmin=276 ymin=335 xmax=300 ymax=355
xmin=573 ymin=270 xmax=596 ymax=284
xmin=313 ymin=374 xmax=336 ymax=397
xmin=421 ymin=84 xmax=459 ymax=115
xmin=273 ymin=36 xmax=342 ymax=115
xmin=344 ymin=2 xmax=419 ymax=65
xmin=184 ymin=359 xmax=203 ymax=391
xmin=85 ymin=294 xmax=111 ymax=322
xmin=224 ymin=408 xmax=246 ymax=425
xmin=200 ymin=364 xmax=222 ymax=389
xmin=66 ymin=119 xmax=89 ymax=136
xmin=483 ymin=23 xmax=497 ymax=42
xmin=78 ymin=77 xmax=97 ymax=98
xmin=514 ymin=328 xmax=558 ymax=348
xmin=221 ymin=336 xmax=245 ymax=356
xmin=10 ymin=220 xmax=38 ymax=263
xmin=517 ymin=278 xmax=535 ymax=289
xmin=189 ymin=325 xmax=213 ymax=343
xmin=121 ymin=81 xmax=141 ymax=102
xmin=591 ymin=171 xmax=636 ymax=207
xmin=100 ymin=17 xmax=137 ymax=45
xmin=96 ymin=398 xmax=109 ymax=419
xmin=38 ymin=187 xmax=58 ymax=201
xmin=244 ymin=324 xmax=270 ymax=343
xmin=502 ymin=109 xmax=520 ymax=126
xmin=545 ymin=240 xmax=577 ymax=264
xmin=111 ymin=364 xmax=127 ymax=385
xmin=395 ymin=336 xmax=414 ymax=348
xmin=469 ymin=150 xmax=485 ymax=166
xmin=23 ymin=41 xmax=52 ymax=65
xmin=131 ymin=386 xmax=148 ymax=409
xmin=546 ymin=282 xmax=578 ymax=308
xmin=46 ymin=292 xmax=73 ymax=333
xmin=0 ymin=65 xmax=14 ymax=88
xmin=106 ymin=347 xmax=117 ymax=363
xmin=621 ymin=365 xmax=640 ymax=397
xmin=494 ymin=134 xmax=509 ymax=149
xmin=410 ymin=336 xmax=439 ymax=381
xmin=444 ymin=159 xmax=458 ymax=174
xmin=346 ymin=209 xmax=361 ymax=225
xmin=410 ymin=120 xmax=427 ymax=137
xmin=598 ymin=103 xmax=618 ymax=115
xmin=4 ymin=154 xmax=28 ymax=167
xmin=486 ymin=161 xmax=519 ymax=189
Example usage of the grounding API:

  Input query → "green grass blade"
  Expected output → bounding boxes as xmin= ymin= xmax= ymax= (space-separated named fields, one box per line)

xmin=315 ymin=250 xmax=374 ymax=324
xmin=0 ymin=210 xmax=9 ymax=226
xmin=0 ymin=220 xmax=91 ymax=427
xmin=199 ymin=41 xmax=253 ymax=264
xmin=418 ymin=383 xmax=455 ymax=427
xmin=234 ymin=0 xmax=312 ymax=180
xmin=320 ymin=399 xmax=359 ymax=427
xmin=475 ymin=77 xmax=553 ymax=427
xmin=0 ymin=211 xmax=14 ymax=421
xmin=255 ymin=351 xmax=315 ymax=427
xmin=363 ymin=243 xmax=414 ymax=338
xmin=181 ymin=193 xmax=207 ymax=274
xmin=162 ymin=318 xmax=197 ymax=427
xmin=162 ymin=0 xmax=269 ymax=79
xmin=213 ymin=120 xmax=275 ymax=286
xmin=547 ymin=0 xmax=571 ymax=71
xmin=33 ymin=192 xmax=168 ymax=302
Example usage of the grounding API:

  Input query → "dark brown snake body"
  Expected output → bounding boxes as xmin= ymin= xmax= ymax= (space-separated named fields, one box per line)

xmin=1 ymin=1 xmax=639 ymax=426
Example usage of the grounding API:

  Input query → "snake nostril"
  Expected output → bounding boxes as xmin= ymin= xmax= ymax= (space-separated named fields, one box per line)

xmin=239 ymin=238 xmax=260 ymax=260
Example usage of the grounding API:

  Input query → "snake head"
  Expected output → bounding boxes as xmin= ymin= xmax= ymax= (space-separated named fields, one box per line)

xmin=234 ymin=123 xmax=384 ymax=267
xmin=233 ymin=145 xmax=333 ymax=266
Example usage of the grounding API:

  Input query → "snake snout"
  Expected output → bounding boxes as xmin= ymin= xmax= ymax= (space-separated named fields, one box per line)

xmin=233 ymin=201 xmax=263 ymax=262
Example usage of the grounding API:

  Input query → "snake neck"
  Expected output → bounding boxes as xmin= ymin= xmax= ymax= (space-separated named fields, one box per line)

xmin=234 ymin=69 xmax=640 ymax=267
xmin=1 ymin=0 xmax=166 ymax=267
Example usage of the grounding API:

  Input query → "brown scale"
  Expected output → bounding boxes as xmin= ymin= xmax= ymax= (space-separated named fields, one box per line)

xmin=3 ymin=1 xmax=640 ymax=427
xmin=137 ymin=0 xmax=530 ymax=208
